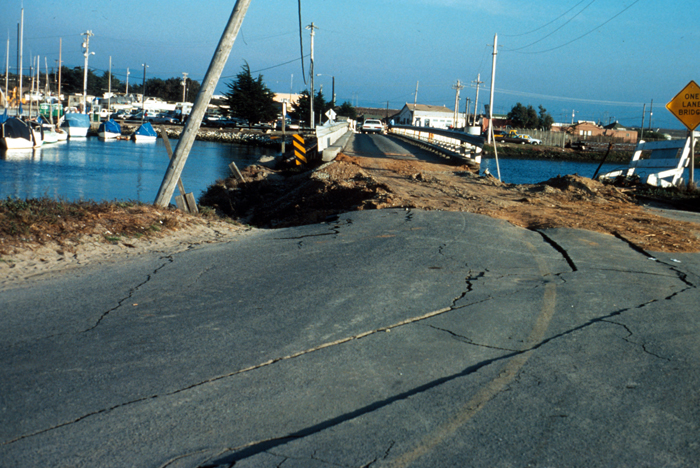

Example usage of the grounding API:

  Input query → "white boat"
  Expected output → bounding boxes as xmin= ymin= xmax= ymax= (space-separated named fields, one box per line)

xmin=98 ymin=119 xmax=121 ymax=140
xmin=1 ymin=117 xmax=41 ymax=150
xmin=39 ymin=121 xmax=59 ymax=144
xmin=61 ymin=113 xmax=90 ymax=138
xmin=132 ymin=121 xmax=157 ymax=142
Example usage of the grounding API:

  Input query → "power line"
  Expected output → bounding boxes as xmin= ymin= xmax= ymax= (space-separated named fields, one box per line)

xmin=502 ymin=0 xmax=588 ymax=38
xmin=514 ymin=0 xmax=642 ymax=54
xmin=505 ymin=0 xmax=596 ymax=52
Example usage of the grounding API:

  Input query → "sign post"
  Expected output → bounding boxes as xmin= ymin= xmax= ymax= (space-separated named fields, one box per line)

xmin=666 ymin=80 xmax=700 ymax=185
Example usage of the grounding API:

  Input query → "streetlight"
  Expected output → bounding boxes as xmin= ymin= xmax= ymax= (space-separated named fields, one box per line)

xmin=316 ymin=73 xmax=335 ymax=109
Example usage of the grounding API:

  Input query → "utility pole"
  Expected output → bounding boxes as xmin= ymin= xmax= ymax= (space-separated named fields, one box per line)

xmin=413 ymin=81 xmax=419 ymax=125
xmin=465 ymin=97 xmax=471 ymax=128
xmin=181 ymin=72 xmax=188 ymax=102
xmin=487 ymin=34 xmax=497 ymax=145
xmin=452 ymin=79 xmax=464 ymax=129
xmin=488 ymin=33 xmax=501 ymax=181
xmin=125 ymin=68 xmax=130 ymax=95
xmin=155 ymin=0 xmax=251 ymax=208
xmin=306 ymin=22 xmax=318 ymax=129
xmin=472 ymin=73 xmax=483 ymax=126
xmin=81 ymin=30 xmax=94 ymax=114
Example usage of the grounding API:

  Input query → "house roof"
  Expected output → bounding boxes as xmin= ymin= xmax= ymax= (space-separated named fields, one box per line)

xmin=603 ymin=121 xmax=627 ymax=130
xmin=403 ymin=103 xmax=454 ymax=113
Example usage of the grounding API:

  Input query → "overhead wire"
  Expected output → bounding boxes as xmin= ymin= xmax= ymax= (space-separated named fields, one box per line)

xmin=501 ymin=0 xmax=588 ymax=38
xmin=505 ymin=0 xmax=597 ymax=52
xmin=297 ymin=0 xmax=306 ymax=84
xmin=517 ymin=0 xmax=642 ymax=54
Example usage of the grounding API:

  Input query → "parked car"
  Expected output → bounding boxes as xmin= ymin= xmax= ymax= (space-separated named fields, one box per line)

xmin=361 ymin=119 xmax=384 ymax=134
xmin=150 ymin=112 xmax=179 ymax=125
xmin=517 ymin=134 xmax=542 ymax=145
xmin=109 ymin=110 xmax=128 ymax=120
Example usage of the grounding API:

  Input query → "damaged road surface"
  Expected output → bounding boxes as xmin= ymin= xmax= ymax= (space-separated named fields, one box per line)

xmin=1 ymin=209 xmax=700 ymax=467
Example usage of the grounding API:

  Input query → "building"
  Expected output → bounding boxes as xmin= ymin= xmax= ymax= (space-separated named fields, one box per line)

xmin=566 ymin=121 xmax=638 ymax=143
xmin=395 ymin=103 xmax=467 ymax=129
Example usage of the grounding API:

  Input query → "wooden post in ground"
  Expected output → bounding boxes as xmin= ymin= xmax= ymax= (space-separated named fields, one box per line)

xmin=160 ymin=128 xmax=198 ymax=214
xmin=154 ymin=0 xmax=252 ymax=207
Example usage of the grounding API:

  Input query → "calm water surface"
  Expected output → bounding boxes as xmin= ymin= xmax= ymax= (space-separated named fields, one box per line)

xmin=1 ymin=139 xmax=678 ymax=203
xmin=1 ymin=138 xmax=278 ymax=203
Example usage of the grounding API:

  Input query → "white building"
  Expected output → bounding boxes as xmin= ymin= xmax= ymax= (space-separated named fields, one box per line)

xmin=395 ymin=103 xmax=467 ymax=129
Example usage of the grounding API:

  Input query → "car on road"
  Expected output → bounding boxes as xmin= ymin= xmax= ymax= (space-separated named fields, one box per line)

xmin=361 ymin=119 xmax=384 ymax=134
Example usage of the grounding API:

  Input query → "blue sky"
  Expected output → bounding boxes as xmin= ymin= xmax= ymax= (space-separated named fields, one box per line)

xmin=2 ymin=0 xmax=698 ymax=129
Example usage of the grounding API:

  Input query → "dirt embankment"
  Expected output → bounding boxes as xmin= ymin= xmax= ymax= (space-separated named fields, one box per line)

xmin=201 ymin=152 xmax=700 ymax=253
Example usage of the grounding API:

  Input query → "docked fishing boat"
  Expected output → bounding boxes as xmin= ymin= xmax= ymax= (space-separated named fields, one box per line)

xmin=1 ymin=117 xmax=42 ymax=150
xmin=37 ymin=118 xmax=59 ymax=144
xmin=98 ymin=119 xmax=121 ymax=140
xmin=61 ymin=112 xmax=90 ymax=138
xmin=132 ymin=121 xmax=157 ymax=142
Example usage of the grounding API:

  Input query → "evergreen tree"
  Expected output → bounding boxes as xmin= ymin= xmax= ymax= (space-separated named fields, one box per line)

xmin=336 ymin=101 xmax=357 ymax=119
xmin=289 ymin=89 xmax=327 ymax=126
xmin=538 ymin=105 xmax=554 ymax=130
xmin=224 ymin=62 xmax=278 ymax=124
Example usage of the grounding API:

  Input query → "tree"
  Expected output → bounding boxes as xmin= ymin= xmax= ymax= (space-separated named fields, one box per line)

xmin=507 ymin=102 xmax=539 ymax=128
xmin=336 ymin=101 xmax=357 ymax=120
xmin=538 ymin=105 xmax=554 ymax=130
xmin=224 ymin=62 xmax=278 ymax=124
xmin=289 ymin=89 xmax=327 ymax=126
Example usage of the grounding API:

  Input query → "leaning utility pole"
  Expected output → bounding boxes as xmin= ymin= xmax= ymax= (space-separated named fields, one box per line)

xmin=306 ymin=22 xmax=318 ymax=129
xmin=452 ymin=80 xmax=464 ymax=129
xmin=472 ymin=73 xmax=483 ymax=126
xmin=155 ymin=0 xmax=251 ymax=208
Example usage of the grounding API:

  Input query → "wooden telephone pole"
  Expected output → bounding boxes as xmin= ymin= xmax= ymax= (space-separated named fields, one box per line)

xmin=155 ymin=0 xmax=252 ymax=208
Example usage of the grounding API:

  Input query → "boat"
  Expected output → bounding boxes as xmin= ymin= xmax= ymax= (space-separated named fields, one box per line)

xmin=37 ymin=117 xmax=59 ymax=144
xmin=61 ymin=112 xmax=90 ymax=138
xmin=98 ymin=119 xmax=121 ymax=140
xmin=1 ymin=117 xmax=41 ymax=150
xmin=132 ymin=121 xmax=157 ymax=142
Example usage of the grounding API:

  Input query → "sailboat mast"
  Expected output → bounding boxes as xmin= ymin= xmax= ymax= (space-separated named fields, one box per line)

xmin=18 ymin=8 xmax=24 ymax=113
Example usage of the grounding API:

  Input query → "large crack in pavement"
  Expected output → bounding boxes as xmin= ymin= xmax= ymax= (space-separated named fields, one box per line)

xmin=7 ymin=217 xmax=698 ymax=461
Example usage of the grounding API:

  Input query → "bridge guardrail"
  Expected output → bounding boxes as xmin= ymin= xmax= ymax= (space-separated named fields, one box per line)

xmin=389 ymin=125 xmax=484 ymax=168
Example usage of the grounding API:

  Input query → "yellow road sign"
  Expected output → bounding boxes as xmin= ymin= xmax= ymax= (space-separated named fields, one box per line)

xmin=666 ymin=80 xmax=700 ymax=131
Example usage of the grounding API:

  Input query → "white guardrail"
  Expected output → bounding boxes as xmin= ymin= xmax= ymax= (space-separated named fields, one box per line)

xmin=389 ymin=125 xmax=484 ymax=167
xmin=316 ymin=120 xmax=350 ymax=162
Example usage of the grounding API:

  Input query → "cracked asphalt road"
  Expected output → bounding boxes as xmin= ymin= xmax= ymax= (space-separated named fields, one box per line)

xmin=1 ymin=209 xmax=699 ymax=467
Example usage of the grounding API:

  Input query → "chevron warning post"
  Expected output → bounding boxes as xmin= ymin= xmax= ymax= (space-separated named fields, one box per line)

xmin=293 ymin=134 xmax=307 ymax=165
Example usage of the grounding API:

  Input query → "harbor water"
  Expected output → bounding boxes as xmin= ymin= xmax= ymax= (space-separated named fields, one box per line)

xmin=1 ymin=138 xmax=278 ymax=204
xmin=1 ymin=139 xmax=675 ymax=204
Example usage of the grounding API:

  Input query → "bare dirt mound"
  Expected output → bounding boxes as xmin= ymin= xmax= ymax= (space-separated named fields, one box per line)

xmin=201 ymin=153 xmax=700 ymax=253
